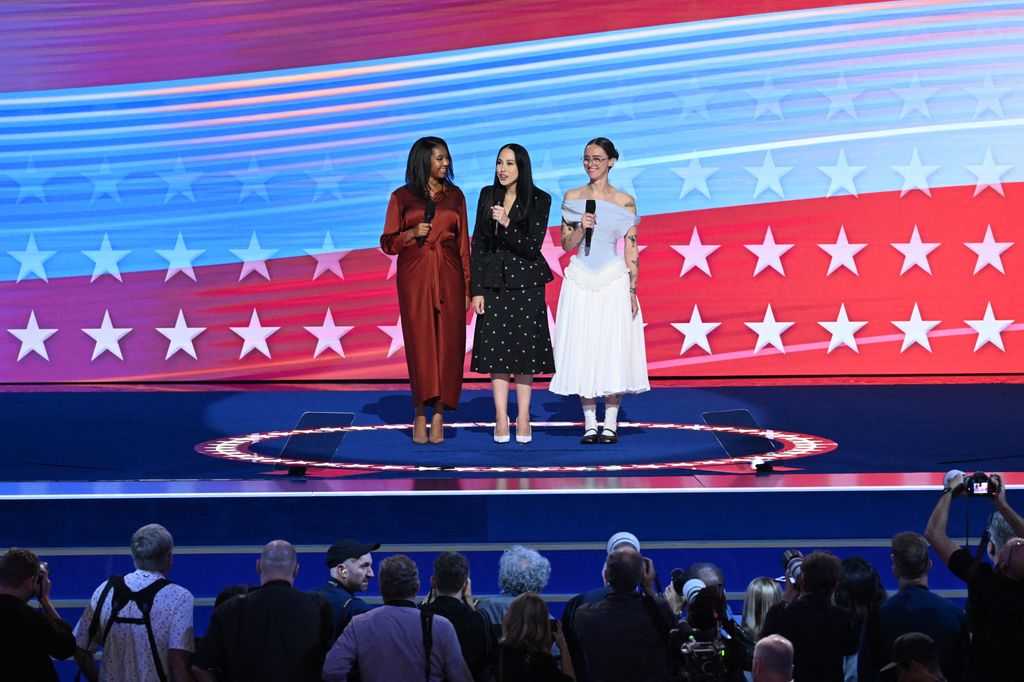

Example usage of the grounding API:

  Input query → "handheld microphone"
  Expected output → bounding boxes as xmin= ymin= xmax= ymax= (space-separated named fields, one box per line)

xmin=492 ymin=185 xmax=507 ymax=231
xmin=418 ymin=199 xmax=435 ymax=247
xmin=584 ymin=199 xmax=596 ymax=254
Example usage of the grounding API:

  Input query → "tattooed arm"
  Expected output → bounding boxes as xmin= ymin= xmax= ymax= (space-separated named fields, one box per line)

xmin=625 ymin=226 xmax=639 ymax=318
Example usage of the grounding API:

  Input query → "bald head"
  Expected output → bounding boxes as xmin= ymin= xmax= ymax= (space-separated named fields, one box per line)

xmin=258 ymin=540 xmax=298 ymax=584
xmin=753 ymin=635 xmax=794 ymax=682
xmin=998 ymin=537 xmax=1024 ymax=580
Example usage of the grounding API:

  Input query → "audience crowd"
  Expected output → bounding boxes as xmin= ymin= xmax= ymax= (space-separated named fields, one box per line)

xmin=3 ymin=470 xmax=1023 ymax=682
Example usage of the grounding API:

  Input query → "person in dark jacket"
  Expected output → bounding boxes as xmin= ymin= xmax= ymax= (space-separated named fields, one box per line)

xmin=469 ymin=143 xmax=554 ymax=445
xmin=0 ymin=548 xmax=76 ymax=682
xmin=496 ymin=593 xmax=574 ymax=681
xmin=420 ymin=551 xmax=497 ymax=681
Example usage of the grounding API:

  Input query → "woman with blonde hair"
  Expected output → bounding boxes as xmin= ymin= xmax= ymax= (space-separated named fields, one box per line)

xmin=741 ymin=576 xmax=782 ymax=639
xmin=497 ymin=593 xmax=574 ymax=681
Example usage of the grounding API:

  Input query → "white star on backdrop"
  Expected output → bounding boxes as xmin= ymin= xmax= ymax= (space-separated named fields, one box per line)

xmin=82 ymin=233 xmax=130 ymax=282
xmin=675 ymin=77 xmax=714 ymax=121
xmin=540 ymin=230 xmax=565 ymax=278
xmin=535 ymin=151 xmax=575 ymax=201
xmin=671 ymin=156 xmax=718 ymax=199
xmin=672 ymin=305 xmax=721 ymax=354
xmin=82 ymin=310 xmax=132 ymax=360
xmin=818 ymin=149 xmax=865 ymax=198
xmin=965 ymin=302 xmax=1013 ymax=352
xmin=966 ymin=72 xmax=1009 ymax=119
xmin=156 ymin=310 xmax=206 ymax=360
xmin=892 ymin=303 xmax=940 ymax=352
xmin=671 ymin=228 xmax=719 ymax=277
xmin=158 ymin=157 xmax=201 ymax=203
xmin=8 ymin=158 xmax=52 ymax=203
xmin=230 ymin=232 xmax=278 ymax=281
xmin=818 ymin=303 xmax=867 ymax=353
xmin=378 ymin=317 xmax=405 ymax=358
xmin=7 ymin=233 xmax=56 ymax=283
xmin=891 ymin=148 xmax=939 ymax=197
xmin=610 ymin=163 xmax=642 ymax=199
xmin=894 ymin=71 xmax=938 ymax=119
xmin=230 ymin=309 xmax=280 ymax=359
xmin=87 ymin=158 xmax=127 ymax=203
xmin=746 ymin=151 xmax=792 ymax=199
xmin=964 ymin=147 xmax=1012 ymax=197
xmin=821 ymin=73 xmax=862 ymax=120
xmin=819 ymin=226 xmax=867 ymax=276
xmin=7 ymin=311 xmax=57 ymax=361
xmin=745 ymin=226 xmax=793 ymax=276
xmin=304 ymin=309 xmax=353 ymax=358
xmin=964 ymin=225 xmax=1012 ymax=275
xmin=305 ymin=232 xmax=348 ymax=280
xmin=378 ymin=248 xmax=399 ymax=280
xmin=233 ymin=158 xmax=272 ymax=201
xmin=746 ymin=305 xmax=794 ymax=353
xmin=308 ymin=156 xmax=344 ymax=201
xmin=746 ymin=73 xmax=790 ymax=120
xmin=892 ymin=226 xmax=940 ymax=275
xmin=156 ymin=232 xmax=205 ymax=282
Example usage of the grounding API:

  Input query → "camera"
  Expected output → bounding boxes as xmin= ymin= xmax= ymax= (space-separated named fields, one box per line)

xmin=779 ymin=550 xmax=802 ymax=585
xmin=964 ymin=472 xmax=997 ymax=497
xmin=549 ymin=618 xmax=560 ymax=634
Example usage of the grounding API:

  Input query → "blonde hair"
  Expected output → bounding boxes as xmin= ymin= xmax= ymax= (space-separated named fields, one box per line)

xmin=742 ymin=576 xmax=781 ymax=638
xmin=500 ymin=593 xmax=552 ymax=653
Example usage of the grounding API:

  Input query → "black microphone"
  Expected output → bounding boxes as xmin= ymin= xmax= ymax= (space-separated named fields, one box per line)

xmin=418 ymin=199 xmax=435 ymax=247
xmin=584 ymin=199 xmax=596 ymax=254
xmin=492 ymin=184 xmax=507 ymax=232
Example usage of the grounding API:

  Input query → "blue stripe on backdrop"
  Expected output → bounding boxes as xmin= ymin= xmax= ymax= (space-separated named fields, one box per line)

xmin=1 ymin=1 xmax=1022 ymax=280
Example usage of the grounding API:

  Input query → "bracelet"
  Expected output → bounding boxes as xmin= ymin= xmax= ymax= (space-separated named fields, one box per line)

xmin=941 ymin=486 xmax=953 ymax=495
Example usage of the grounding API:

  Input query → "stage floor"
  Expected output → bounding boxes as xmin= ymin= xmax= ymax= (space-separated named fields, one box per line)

xmin=2 ymin=378 xmax=1022 ymax=500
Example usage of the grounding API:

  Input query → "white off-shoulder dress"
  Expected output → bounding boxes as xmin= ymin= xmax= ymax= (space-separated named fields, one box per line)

xmin=549 ymin=199 xmax=650 ymax=398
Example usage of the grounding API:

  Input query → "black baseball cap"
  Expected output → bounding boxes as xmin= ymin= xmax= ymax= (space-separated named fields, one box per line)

xmin=879 ymin=632 xmax=938 ymax=672
xmin=326 ymin=539 xmax=380 ymax=567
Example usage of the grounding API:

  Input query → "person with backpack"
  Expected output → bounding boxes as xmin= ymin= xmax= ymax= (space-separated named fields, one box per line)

xmin=73 ymin=523 xmax=194 ymax=682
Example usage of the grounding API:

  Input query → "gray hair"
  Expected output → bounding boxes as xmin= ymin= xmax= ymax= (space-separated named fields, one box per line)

xmin=498 ymin=545 xmax=551 ymax=596
xmin=989 ymin=512 xmax=1015 ymax=551
xmin=130 ymin=524 xmax=174 ymax=572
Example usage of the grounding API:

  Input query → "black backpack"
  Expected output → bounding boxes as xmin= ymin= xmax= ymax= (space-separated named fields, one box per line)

xmin=84 ymin=575 xmax=172 ymax=682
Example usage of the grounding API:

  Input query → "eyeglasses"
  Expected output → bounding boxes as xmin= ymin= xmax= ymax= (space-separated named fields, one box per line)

xmin=582 ymin=156 xmax=608 ymax=164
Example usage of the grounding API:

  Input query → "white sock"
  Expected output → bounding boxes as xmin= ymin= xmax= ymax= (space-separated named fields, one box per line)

xmin=583 ymin=405 xmax=598 ymax=431
xmin=603 ymin=405 xmax=619 ymax=432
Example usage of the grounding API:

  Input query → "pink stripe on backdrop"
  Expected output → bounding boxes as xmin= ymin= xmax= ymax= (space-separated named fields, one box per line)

xmin=0 ymin=0 xmax=897 ymax=92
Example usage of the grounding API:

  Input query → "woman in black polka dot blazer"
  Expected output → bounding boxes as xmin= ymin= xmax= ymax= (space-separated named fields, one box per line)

xmin=470 ymin=143 xmax=555 ymax=444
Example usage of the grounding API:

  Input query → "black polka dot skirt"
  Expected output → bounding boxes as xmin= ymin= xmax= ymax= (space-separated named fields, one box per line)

xmin=470 ymin=284 xmax=555 ymax=375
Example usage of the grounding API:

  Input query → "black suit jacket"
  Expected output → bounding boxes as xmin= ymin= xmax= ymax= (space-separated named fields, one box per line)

xmin=470 ymin=185 xmax=553 ymax=296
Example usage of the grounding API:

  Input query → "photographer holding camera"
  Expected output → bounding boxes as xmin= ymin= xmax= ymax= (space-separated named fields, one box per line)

xmin=0 ymin=548 xmax=76 ymax=681
xmin=925 ymin=470 xmax=1024 ymax=682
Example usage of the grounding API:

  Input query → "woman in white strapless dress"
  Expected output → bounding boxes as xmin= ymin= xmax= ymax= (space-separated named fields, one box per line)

xmin=549 ymin=137 xmax=650 ymax=443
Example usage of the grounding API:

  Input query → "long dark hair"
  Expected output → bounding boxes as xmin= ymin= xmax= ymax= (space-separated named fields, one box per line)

xmin=834 ymin=556 xmax=886 ymax=624
xmin=493 ymin=143 xmax=534 ymax=217
xmin=405 ymin=136 xmax=454 ymax=200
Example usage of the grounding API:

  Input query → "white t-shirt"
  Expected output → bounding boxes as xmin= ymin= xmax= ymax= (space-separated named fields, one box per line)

xmin=74 ymin=569 xmax=194 ymax=682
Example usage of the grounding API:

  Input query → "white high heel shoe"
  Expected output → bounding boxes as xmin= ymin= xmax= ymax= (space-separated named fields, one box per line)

xmin=493 ymin=417 xmax=511 ymax=444
xmin=515 ymin=420 xmax=532 ymax=444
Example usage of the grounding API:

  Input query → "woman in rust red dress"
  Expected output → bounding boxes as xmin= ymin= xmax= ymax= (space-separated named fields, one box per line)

xmin=380 ymin=136 xmax=471 ymax=444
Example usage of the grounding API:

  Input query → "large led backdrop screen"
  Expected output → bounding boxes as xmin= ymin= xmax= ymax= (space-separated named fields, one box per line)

xmin=1 ymin=0 xmax=1021 ymax=382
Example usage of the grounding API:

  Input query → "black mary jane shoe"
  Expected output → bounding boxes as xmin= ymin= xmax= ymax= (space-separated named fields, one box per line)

xmin=580 ymin=428 xmax=600 ymax=445
xmin=598 ymin=428 xmax=618 ymax=444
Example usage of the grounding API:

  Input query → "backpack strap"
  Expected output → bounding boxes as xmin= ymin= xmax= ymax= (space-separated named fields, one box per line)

xmin=421 ymin=610 xmax=434 ymax=682
xmin=86 ymin=575 xmax=120 ymax=645
xmin=93 ymin=575 xmax=172 ymax=682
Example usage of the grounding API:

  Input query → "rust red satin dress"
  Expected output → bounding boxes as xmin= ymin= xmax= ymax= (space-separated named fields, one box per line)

xmin=380 ymin=185 xmax=471 ymax=408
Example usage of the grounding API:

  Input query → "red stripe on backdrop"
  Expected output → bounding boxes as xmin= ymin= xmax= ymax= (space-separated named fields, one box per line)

xmin=1 ymin=0 xmax=894 ymax=92
xmin=0 ymin=182 xmax=1019 ymax=382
